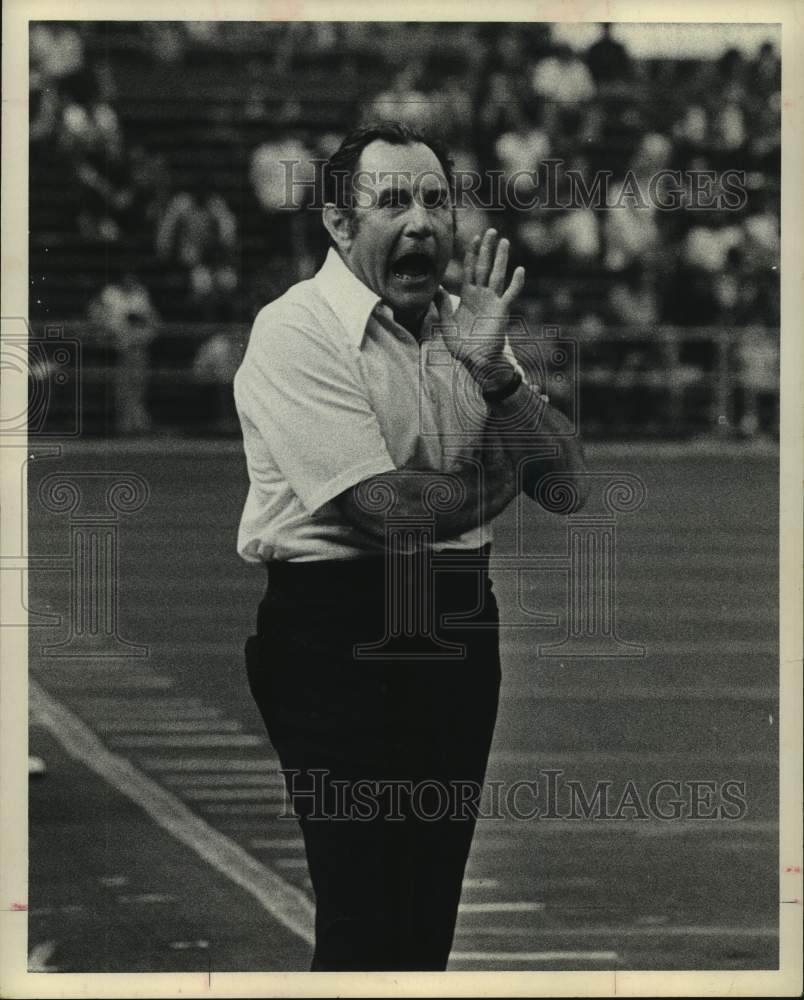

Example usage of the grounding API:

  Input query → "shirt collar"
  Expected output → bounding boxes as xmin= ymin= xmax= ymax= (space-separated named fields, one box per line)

xmin=314 ymin=247 xmax=381 ymax=348
xmin=314 ymin=247 xmax=457 ymax=348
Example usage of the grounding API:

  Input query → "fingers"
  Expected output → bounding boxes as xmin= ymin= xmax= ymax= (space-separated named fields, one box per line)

xmin=434 ymin=286 xmax=454 ymax=321
xmin=474 ymin=228 xmax=497 ymax=285
xmin=463 ymin=229 xmax=524 ymax=307
xmin=463 ymin=234 xmax=481 ymax=289
xmin=500 ymin=265 xmax=526 ymax=310
xmin=488 ymin=237 xmax=510 ymax=296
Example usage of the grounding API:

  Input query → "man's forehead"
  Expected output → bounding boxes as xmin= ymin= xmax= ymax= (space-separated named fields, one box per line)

xmin=356 ymin=140 xmax=448 ymax=187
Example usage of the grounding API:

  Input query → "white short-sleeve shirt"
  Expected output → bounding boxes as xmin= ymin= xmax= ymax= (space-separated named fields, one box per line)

xmin=234 ymin=248 xmax=510 ymax=563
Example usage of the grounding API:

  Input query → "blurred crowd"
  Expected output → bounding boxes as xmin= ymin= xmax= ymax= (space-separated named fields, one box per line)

xmin=29 ymin=21 xmax=780 ymax=436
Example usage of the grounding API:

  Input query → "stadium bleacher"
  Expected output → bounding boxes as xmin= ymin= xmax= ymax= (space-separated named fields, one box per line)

xmin=28 ymin=21 xmax=780 ymax=438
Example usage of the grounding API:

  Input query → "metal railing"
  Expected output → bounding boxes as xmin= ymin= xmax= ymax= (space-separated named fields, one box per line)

xmin=29 ymin=321 xmax=779 ymax=439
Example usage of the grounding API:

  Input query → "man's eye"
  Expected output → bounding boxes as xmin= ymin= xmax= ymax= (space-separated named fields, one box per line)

xmin=420 ymin=188 xmax=448 ymax=209
xmin=381 ymin=190 xmax=408 ymax=208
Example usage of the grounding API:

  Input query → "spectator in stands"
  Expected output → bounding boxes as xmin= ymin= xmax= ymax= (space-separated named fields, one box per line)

xmin=30 ymin=22 xmax=96 ymax=104
xmin=71 ymin=103 xmax=131 ymax=241
xmin=122 ymin=144 xmax=171 ymax=237
xmin=600 ymin=132 xmax=670 ymax=272
xmin=553 ymin=207 xmax=601 ymax=268
xmin=249 ymin=134 xmax=318 ymax=284
xmin=192 ymin=332 xmax=244 ymax=434
xmin=712 ymin=47 xmax=748 ymax=105
xmin=530 ymin=43 xmax=595 ymax=133
xmin=369 ymin=66 xmax=435 ymax=132
xmin=250 ymin=134 xmax=316 ymax=215
xmin=604 ymin=262 xmax=666 ymax=430
xmin=156 ymin=185 xmax=239 ymax=319
xmin=602 ymin=185 xmax=659 ymax=273
xmin=141 ymin=22 xmax=186 ymax=64
xmin=88 ymin=273 xmax=159 ymax=434
xmin=707 ymin=100 xmax=747 ymax=173
xmin=425 ymin=73 xmax=475 ymax=145
xmin=475 ymin=71 xmax=526 ymax=152
xmin=585 ymin=23 xmax=634 ymax=87
xmin=495 ymin=111 xmax=552 ymax=192
xmin=741 ymin=187 xmax=780 ymax=272
xmin=608 ymin=261 xmax=659 ymax=329
xmin=56 ymin=99 xmax=130 ymax=241
xmin=735 ymin=325 xmax=779 ymax=438
xmin=681 ymin=210 xmax=744 ymax=275
xmin=747 ymin=90 xmax=781 ymax=173
xmin=749 ymin=40 xmax=781 ymax=102
xmin=29 ymin=69 xmax=60 ymax=145
xmin=671 ymin=103 xmax=709 ymax=173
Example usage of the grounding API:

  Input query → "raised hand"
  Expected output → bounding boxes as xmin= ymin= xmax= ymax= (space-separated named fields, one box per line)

xmin=437 ymin=228 xmax=525 ymax=371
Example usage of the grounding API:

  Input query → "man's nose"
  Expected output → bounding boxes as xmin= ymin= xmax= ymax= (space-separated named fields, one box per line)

xmin=403 ymin=198 xmax=435 ymax=236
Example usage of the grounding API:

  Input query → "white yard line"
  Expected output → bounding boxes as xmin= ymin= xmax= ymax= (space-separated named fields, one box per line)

xmin=27 ymin=941 xmax=58 ymax=973
xmin=459 ymin=902 xmax=545 ymax=914
xmin=108 ymin=734 xmax=264 ymax=748
xmin=450 ymin=950 xmax=618 ymax=962
xmin=29 ymin=679 xmax=314 ymax=945
xmin=180 ymin=788 xmax=288 ymax=802
xmin=138 ymin=756 xmax=278 ymax=770
xmin=454 ymin=924 xmax=778 ymax=939
xmin=249 ymin=837 xmax=305 ymax=851
xmin=161 ymin=773 xmax=284 ymax=787
xmin=97 ymin=719 xmax=243 ymax=733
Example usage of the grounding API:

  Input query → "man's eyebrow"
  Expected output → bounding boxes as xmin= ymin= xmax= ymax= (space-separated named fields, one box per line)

xmin=376 ymin=172 xmax=413 ymax=189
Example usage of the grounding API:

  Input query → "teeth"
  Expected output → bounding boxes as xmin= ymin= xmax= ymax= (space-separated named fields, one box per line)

xmin=393 ymin=270 xmax=429 ymax=281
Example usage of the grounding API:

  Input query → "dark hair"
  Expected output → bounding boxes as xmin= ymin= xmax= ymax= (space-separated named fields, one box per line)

xmin=323 ymin=121 xmax=455 ymax=210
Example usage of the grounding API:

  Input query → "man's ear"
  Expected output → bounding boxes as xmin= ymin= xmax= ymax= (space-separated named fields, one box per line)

xmin=322 ymin=204 xmax=353 ymax=251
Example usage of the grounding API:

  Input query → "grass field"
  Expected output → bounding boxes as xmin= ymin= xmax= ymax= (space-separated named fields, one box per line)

xmin=27 ymin=439 xmax=781 ymax=972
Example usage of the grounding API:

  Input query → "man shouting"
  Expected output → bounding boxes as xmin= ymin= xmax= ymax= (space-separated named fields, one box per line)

xmin=234 ymin=121 xmax=586 ymax=971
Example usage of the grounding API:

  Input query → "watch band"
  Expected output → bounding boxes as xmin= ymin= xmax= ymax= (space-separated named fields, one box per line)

xmin=482 ymin=367 xmax=523 ymax=404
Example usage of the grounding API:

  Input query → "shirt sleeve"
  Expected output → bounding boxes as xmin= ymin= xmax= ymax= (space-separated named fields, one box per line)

xmin=234 ymin=306 xmax=397 ymax=515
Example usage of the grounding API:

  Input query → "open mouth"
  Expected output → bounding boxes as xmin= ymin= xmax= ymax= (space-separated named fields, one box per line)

xmin=391 ymin=252 xmax=435 ymax=284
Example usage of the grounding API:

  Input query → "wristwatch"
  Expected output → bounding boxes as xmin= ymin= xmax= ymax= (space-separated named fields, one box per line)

xmin=481 ymin=367 xmax=523 ymax=404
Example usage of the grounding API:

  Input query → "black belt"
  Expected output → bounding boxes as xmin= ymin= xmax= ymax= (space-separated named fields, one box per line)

xmin=266 ymin=543 xmax=491 ymax=592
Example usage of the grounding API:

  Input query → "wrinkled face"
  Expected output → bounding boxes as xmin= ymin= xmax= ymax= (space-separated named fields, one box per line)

xmin=342 ymin=141 xmax=454 ymax=327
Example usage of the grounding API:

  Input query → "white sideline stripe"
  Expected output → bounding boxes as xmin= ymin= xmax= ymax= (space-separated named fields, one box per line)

xmin=500 ymin=686 xmax=776 ymax=702
xmin=488 ymin=750 xmax=776 ymax=765
xmin=98 ymin=719 xmax=243 ymax=733
xmin=502 ymin=638 xmax=776 ymax=656
xmin=459 ymin=902 xmax=545 ymax=914
xmin=44 ymin=676 xmax=174 ymax=689
xmin=110 ymin=734 xmax=264 ymax=748
xmin=181 ymin=788 xmax=287 ymax=802
xmin=454 ymin=925 xmax=778 ymax=940
xmin=139 ymin=756 xmax=278 ymax=771
xmin=28 ymin=940 xmax=58 ymax=972
xmin=31 ymin=662 xmax=154 ymax=673
xmin=87 ymin=707 xmax=225 ymax=721
xmin=162 ymin=774 xmax=284 ymax=788
xmin=78 ymin=696 xmax=209 ymax=708
xmin=250 ymin=837 xmax=305 ymax=850
xmin=202 ymin=804 xmax=281 ymax=815
xmin=473 ymin=819 xmax=777 ymax=838
xmin=451 ymin=951 xmax=617 ymax=963
xmin=274 ymin=858 xmax=310 ymax=870
xmin=29 ymin=679 xmax=314 ymax=945
xmin=50 ymin=436 xmax=778 ymax=459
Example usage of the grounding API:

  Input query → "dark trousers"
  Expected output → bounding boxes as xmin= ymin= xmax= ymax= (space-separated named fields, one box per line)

xmin=244 ymin=548 xmax=501 ymax=971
